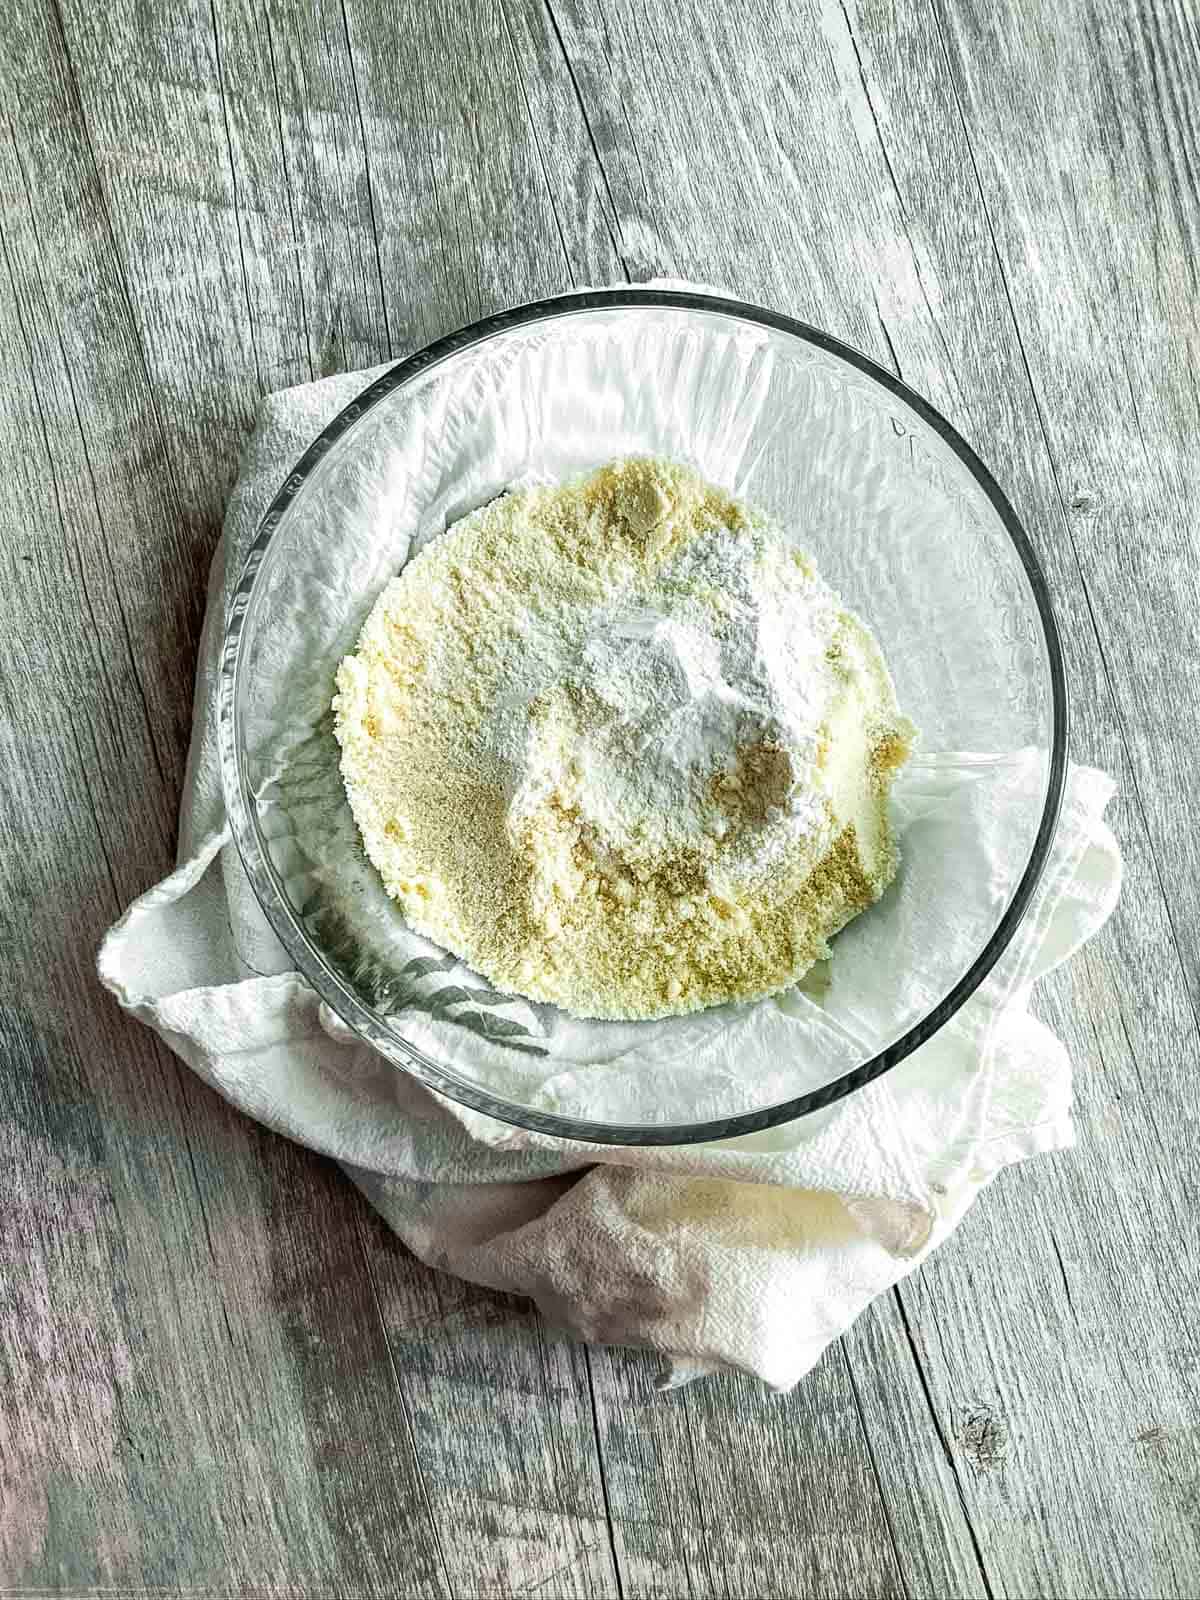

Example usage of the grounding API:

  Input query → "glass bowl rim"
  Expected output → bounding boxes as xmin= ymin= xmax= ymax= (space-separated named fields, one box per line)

xmin=217 ymin=286 xmax=1069 ymax=1147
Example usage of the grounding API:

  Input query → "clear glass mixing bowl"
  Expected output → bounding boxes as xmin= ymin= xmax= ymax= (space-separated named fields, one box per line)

xmin=218 ymin=289 xmax=1067 ymax=1145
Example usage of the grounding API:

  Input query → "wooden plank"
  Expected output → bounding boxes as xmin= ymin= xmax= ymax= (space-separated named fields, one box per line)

xmin=361 ymin=1213 xmax=619 ymax=1597
xmin=210 ymin=0 xmax=394 ymax=379
xmin=46 ymin=0 xmax=262 ymax=547
xmin=336 ymin=0 xmax=577 ymax=345
xmin=930 ymin=0 xmax=1200 ymax=993
xmin=542 ymin=1 xmax=1200 ymax=1597
xmin=840 ymin=1299 xmax=990 ymax=1600
xmin=0 ymin=0 xmax=626 ymax=1590
xmin=535 ymin=0 xmax=890 ymax=342
xmin=495 ymin=4 xmax=958 ymax=1592
xmin=0 ymin=3 xmax=454 ymax=1588
xmin=589 ymin=1343 xmax=910 ymax=1600
xmin=238 ymin=2 xmax=632 ymax=1589
xmin=497 ymin=0 xmax=628 ymax=286
xmin=824 ymin=1 xmax=1200 ymax=1595
xmin=527 ymin=2 xmax=991 ymax=1593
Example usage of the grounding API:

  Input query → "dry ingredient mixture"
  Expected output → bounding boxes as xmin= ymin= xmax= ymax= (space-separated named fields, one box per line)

xmin=333 ymin=459 xmax=914 ymax=1020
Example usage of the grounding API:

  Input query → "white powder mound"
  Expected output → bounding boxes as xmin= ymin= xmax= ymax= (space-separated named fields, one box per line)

xmin=333 ymin=458 xmax=914 ymax=1021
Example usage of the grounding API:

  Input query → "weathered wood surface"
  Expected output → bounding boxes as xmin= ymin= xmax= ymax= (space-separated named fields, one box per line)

xmin=1 ymin=0 xmax=1197 ymax=1594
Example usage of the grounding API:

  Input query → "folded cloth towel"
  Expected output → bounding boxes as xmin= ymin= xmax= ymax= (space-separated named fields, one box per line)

xmin=98 ymin=330 xmax=1121 ymax=1391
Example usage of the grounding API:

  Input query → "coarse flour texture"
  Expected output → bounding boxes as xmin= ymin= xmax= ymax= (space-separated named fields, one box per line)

xmin=334 ymin=459 xmax=913 ymax=1020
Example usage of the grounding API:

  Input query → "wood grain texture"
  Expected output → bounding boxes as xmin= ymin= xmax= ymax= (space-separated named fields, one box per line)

xmin=210 ymin=0 xmax=394 ymax=382
xmin=0 ymin=0 xmax=617 ymax=1591
xmin=840 ymin=4 xmax=1200 ymax=1595
xmin=363 ymin=1220 xmax=620 ymax=1598
xmin=2 ymin=0 xmax=1199 ymax=1594
xmin=589 ymin=1343 xmax=910 ymax=1600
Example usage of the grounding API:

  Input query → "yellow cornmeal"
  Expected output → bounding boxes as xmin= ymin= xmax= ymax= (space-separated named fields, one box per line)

xmin=333 ymin=458 xmax=913 ymax=1021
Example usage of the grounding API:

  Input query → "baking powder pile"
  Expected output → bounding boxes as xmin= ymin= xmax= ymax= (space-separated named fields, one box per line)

xmin=333 ymin=459 xmax=913 ymax=1020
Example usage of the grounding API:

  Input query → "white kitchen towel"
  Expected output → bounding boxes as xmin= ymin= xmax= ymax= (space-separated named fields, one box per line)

xmin=98 ymin=340 xmax=1121 ymax=1392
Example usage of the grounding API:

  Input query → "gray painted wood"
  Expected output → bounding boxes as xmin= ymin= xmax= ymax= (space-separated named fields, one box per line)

xmin=856 ymin=5 xmax=1200 ymax=1595
xmin=589 ymin=1342 xmax=911 ymax=1599
xmin=1 ymin=0 xmax=1197 ymax=1596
